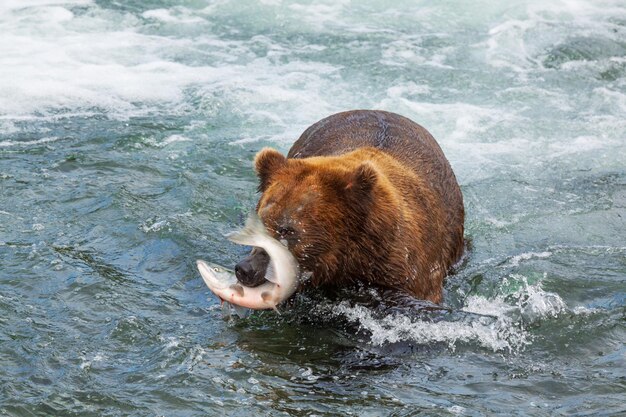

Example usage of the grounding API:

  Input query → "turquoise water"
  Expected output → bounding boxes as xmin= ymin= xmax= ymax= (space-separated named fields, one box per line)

xmin=1 ymin=0 xmax=625 ymax=415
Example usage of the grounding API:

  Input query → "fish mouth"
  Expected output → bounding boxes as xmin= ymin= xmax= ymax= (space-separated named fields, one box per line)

xmin=197 ymin=259 xmax=229 ymax=288
xmin=196 ymin=259 xmax=214 ymax=282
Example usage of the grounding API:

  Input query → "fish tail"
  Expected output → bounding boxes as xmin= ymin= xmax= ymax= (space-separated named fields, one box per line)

xmin=225 ymin=211 xmax=268 ymax=246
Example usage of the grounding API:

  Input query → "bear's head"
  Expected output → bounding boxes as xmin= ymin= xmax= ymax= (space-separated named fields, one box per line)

xmin=234 ymin=147 xmax=393 ymax=288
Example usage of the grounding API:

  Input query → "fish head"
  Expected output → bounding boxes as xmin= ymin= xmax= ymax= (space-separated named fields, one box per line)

xmin=196 ymin=260 xmax=237 ymax=289
xmin=206 ymin=262 xmax=231 ymax=278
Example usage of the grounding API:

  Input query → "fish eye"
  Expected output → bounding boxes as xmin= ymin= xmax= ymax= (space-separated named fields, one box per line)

xmin=213 ymin=267 xmax=220 ymax=272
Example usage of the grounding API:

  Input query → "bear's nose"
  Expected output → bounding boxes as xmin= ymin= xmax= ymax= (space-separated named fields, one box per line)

xmin=234 ymin=248 xmax=270 ymax=287
xmin=235 ymin=259 xmax=253 ymax=284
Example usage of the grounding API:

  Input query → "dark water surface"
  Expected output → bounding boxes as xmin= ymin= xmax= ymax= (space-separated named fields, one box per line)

xmin=1 ymin=1 xmax=625 ymax=416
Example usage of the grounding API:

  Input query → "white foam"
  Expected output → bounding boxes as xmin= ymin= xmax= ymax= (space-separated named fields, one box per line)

xmin=160 ymin=336 xmax=180 ymax=349
xmin=484 ymin=216 xmax=518 ymax=229
xmin=447 ymin=405 xmax=466 ymax=415
xmin=142 ymin=8 xmax=204 ymax=24
xmin=0 ymin=120 xmax=19 ymax=135
xmin=386 ymin=82 xmax=431 ymax=98
xmin=140 ymin=219 xmax=170 ymax=233
xmin=182 ymin=345 xmax=208 ymax=373
xmin=505 ymin=251 xmax=552 ymax=267
xmin=381 ymin=38 xmax=454 ymax=69
xmin=592 ymin=87 xmax=626 ymax=113
xmin=549 ymin=135 xmax=607 ymax=157
xmin=142 ymin=134 xmax=191 ymax=148
xmin=287 ymin=0 xmax=350 ymax=30
xmin=378 ymin=96 xmax=515 ymax=143
xmin=0 ymin=0 xmax=91 ymax=13
xmin=0 ymin=136 xmax=60 ymax=147
xmin=162 ymin=135 xmax=191 ymax=146
xmin=79 ymin=352 xmax=105 ymax=370
xmin=484 ymin=0 xmax=626 ymax=72
xmin=485 ymin=18 xmax=540 ymax=72
xmin=0 ymin=1 xmax=342 ymax=130
xmin=258 ymin=0 xmax=282 ymax=6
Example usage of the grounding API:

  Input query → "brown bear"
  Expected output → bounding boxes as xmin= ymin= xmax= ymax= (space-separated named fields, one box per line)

xmin=235 ymin=110 xmax=464 ymax=304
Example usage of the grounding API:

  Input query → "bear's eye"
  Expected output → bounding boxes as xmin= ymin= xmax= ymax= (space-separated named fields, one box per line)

xmin=276 ymin=226 xmax=296 ymax=238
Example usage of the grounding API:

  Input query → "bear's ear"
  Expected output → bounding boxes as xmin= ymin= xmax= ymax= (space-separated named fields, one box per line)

xmin=254 ymin=147 xmax=287 ymax=192
xmin=345 ymin=162 xmax=378 ymax=196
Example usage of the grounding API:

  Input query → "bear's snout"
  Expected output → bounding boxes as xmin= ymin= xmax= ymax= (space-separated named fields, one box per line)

xmin=235 ymin=247 xmax=270 ymax=287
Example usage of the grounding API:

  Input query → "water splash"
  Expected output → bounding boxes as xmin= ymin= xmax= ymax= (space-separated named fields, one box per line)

xmin=140 ymin=218 xmax=170 ymax=233
xmin=327 ymin=274 xmax=571 ymax=353
xmin=332 ymin=301 xmax=524 ymax=352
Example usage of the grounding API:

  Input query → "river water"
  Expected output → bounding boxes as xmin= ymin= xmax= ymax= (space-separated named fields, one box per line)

xmin=1 ymin=1 xmax=625 ymax=415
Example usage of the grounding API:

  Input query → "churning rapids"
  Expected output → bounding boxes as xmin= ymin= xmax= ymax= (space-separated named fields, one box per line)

xmin=1 ymin=0 xmax=625 ymax=416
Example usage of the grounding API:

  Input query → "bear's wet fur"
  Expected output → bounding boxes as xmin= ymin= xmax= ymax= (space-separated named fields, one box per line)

xmin=238 ymin=110 xmax=464 ymax=304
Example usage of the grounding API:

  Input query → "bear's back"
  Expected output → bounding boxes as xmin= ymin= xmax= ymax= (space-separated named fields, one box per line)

xmin=288 ymin=110 xmax=464 ymax=265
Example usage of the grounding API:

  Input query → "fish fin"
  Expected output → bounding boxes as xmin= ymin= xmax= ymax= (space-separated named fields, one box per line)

xmin=260 ymin=291 xmax=280 ymax=314
xmin=221 ymin=301 xmax=232 ymax=319
xmin=229 ymin=284 xmax=245 ymax=297
xmin=225 ymin=212 xmax=268 ymax=246
xmin=264 ymin=260 xmax=278 ymax=284
xmin=232 ymin=304 xmax=251 ymax=319
xmin=261 ymin=291 xmax=272 ymax=302
xmin=272 ymin=304 xmax=281 ymax=315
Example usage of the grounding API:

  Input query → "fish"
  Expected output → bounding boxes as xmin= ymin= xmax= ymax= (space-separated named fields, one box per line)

xmin=197 ymin=211 xmax=299 ymax=312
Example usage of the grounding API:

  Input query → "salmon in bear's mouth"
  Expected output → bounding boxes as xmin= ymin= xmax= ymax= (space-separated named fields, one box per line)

xmin=197 ymin=212 xmax=299 ymax=312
